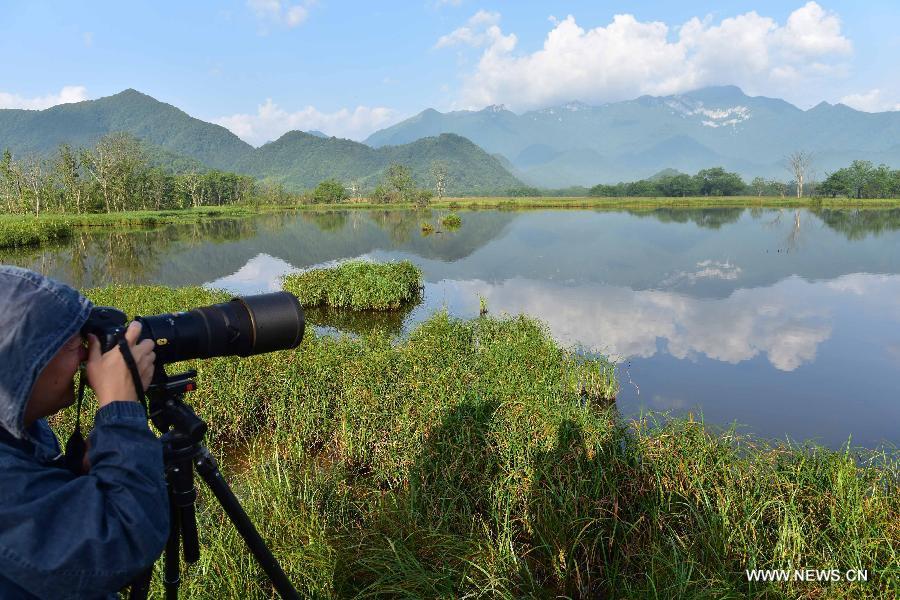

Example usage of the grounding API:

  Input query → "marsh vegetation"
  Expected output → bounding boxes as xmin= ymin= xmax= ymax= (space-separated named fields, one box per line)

xmin=281 ymin=260 xmax=422 ymax=310
xmin=49 ymin=283 xmax=899 ymax=599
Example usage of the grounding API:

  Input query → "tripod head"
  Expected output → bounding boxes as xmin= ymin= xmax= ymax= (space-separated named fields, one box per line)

xmin=147 ymin=368 xmax=206 ymax=443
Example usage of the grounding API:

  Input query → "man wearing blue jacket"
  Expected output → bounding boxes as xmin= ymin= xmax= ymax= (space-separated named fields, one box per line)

xmin=0 ymin=266 xmax=169 ymax=599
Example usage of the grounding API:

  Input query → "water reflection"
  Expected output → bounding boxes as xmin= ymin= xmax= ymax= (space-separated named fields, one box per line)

xmin=625 ymin=207 xmax=744 ymax=229
xmin=4 ymin=207 xmax=899 ymax=447
xmin=418 ymin=275 xmax=844 ymax=372
xmin=813 ymin=207 xmax=900 ymax=240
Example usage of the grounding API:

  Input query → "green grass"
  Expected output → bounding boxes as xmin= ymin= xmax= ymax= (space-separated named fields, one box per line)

xmin=442 ymin=213 xmax=462 ymax=228
xmin=0 ymin=206 xmax=291 ymax=248
xmin=281 ymin=260 xmax=422 ymax=311
xmin=0 ymin=217 xmax=73 ymax=249
xmin=54 ymin=283 xmax=898 ymax=599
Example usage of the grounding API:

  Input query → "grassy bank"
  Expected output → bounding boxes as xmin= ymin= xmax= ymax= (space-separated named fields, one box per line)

xmin=0 ymin=206 xmax=283 ymax=249
xmin=0 ymin=217 xmax=73 ymax=249
xmin=282 ymin=260 xmax=422 ymax=310
xmin=58 ymin=284 xmax=899 ymax=599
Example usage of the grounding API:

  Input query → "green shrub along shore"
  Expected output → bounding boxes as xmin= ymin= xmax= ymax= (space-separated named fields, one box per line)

xmin=46 ymin=283 xmax=898 ymax=599
xmin=282 ymin=260 xmax=422 ymax=311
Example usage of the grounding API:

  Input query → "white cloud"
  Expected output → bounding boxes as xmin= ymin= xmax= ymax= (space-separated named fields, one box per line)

xmin=839 ymin=88 xmax=900 ymax=112
xmin=435 ymin=10 xmax=502 ymax=48
xmin=213 ymin=99 xmax=400 ymax=145
xmin=439 ymin=2 xmax=853 ymax=110
xmin=0 ymin=86 xmax=90 ymax=110
xmin=83 ymin=32 xmax=93 ymax=47
xmin=247 ymin=0 xmax=311 ymax=29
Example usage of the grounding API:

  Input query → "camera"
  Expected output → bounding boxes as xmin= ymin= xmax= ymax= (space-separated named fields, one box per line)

xmin=81 ymin=292 xmax=305 ymax=364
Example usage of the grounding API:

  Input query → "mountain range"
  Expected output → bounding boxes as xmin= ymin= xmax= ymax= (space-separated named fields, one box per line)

xmin=0 ymin=90 xmax=520 ymax=194
xmin=366 ymin=86 xmax=900 ymax=187
xmin=2 ymin=86 xmax=899 ymax=191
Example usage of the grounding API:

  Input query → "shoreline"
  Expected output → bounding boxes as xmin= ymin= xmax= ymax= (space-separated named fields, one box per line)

xmin=2 ymin=197 xmax=898 ymax=250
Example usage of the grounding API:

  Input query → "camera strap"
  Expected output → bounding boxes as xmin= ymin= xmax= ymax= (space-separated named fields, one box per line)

xmin=117 ymin=338 xmax=148 ymax=412
xmin=64 ymin=369 xmax=87 ymax=475
xmin=64 ymin=342 xmax=147 ymax=475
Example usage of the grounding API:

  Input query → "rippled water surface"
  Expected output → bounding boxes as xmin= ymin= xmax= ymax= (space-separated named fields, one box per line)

xmin=8 ymin=207 xmax=899 ymax=448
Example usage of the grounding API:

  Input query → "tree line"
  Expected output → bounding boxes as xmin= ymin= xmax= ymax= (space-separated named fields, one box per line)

xmin=0 ymin=133 xmax=290 ymax=216
xmin=818 ymin=160 xmax=900 ymax=199
xmin=0 ymin=132 xmax=453 ymax=215
xmin=4 ymin=133 xmax=899 ymax=215
xmin=584 ymin=162 xmax=900 ymax=199
xmin=308 ymin=162 xmax=448 ymax=206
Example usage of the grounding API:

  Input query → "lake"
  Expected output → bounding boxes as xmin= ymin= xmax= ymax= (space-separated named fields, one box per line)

xmin=6 ymin=207 xmax=899 ymax=449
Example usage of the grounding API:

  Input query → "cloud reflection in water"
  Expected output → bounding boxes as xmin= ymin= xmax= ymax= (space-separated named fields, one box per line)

xmin=421 ymin=273 xmax=899 ymax=372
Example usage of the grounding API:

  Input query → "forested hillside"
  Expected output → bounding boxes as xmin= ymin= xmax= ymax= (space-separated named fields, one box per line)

xmin=0 ymin=91 xmax=521 ymax=194
xmin=237 ymin=131 xmax=520 ymax=194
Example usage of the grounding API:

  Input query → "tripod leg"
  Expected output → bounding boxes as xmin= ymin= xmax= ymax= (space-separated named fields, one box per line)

xmin=193 ymin=446 xmax=301 ymax=600
xmin=164 ymin=499 xmax=181 ymax=599
xmin=127 ymin=568 xmax=153 ymax=600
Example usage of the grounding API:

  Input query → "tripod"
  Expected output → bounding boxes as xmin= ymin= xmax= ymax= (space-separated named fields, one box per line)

xmin=128 ymin=368 xmax=300 ymax=600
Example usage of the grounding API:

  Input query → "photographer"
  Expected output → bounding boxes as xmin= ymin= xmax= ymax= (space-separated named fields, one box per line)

xmin=0 ymin=266 xmax=169 ymax=599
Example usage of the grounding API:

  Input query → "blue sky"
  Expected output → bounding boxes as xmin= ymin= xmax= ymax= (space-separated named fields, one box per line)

xmin=1 ymin=1 xmax=898 ymax=144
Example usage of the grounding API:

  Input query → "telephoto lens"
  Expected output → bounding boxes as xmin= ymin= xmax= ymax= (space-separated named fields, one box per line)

xmin=138 ymin=292 xmax=305 ymax=364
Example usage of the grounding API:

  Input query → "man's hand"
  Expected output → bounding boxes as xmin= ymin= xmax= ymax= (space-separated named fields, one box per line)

xmin=85 ymin=322 xmax=156 ymax=408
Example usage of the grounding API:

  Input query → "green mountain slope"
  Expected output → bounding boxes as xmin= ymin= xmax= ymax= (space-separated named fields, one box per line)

xmin=0 ymin=89 xmax=254 ymax=170
xmin=235 ymin=131 xmax=521 ymax=194
xmin=0 ymin=91 xmax=521 ymax=193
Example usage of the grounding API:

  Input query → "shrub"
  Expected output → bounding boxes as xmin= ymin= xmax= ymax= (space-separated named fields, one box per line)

xmin=311 ymin=179 xmax=349 ymax=204
xmin=441 ymin=213 xmax=461 ymax=228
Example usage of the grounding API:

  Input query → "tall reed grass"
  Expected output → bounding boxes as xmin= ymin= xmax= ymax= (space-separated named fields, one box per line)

xmin=63 ymin=284 xmax=897 ymax=599
xmin=0 ymin=217 xmax=72 ymax=248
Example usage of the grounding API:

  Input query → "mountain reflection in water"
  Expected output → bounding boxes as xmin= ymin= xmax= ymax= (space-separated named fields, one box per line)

xmin=5 ymin=207 xmax=899 ymax=448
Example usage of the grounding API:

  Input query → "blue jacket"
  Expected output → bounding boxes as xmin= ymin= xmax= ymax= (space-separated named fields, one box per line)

xmin=0 ymin=266 xmax=169 ymax=599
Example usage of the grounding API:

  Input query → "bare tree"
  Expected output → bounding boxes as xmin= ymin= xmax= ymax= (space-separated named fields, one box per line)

xmin=751 ymin=176 xmax=766 ymax=197
xmin=786 ymin=150 xmax=813 ymax=198
xmin=81 ymin=132 xmax=144 ymax=212
xmin=55 ymin=144 xmax=82 ymax=214
xmin=430 ymin=160 xmax=449 ymax=201
xmin=349 ymin=180 xmax=362 ymax=201
xmin=0 ymin=150 xmax=19 ymax=213
xmin=768 ymin=178 xmax=787 ymax=198
xmin=21 ymin=155 xmax=47 ymax=216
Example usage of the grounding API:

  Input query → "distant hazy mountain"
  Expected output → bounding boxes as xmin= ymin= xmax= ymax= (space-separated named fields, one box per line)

xmin=233 ymin=131 xmax=520 ymax=194
xmin=0 ymin=90 xmax=521 ymax=194
xmin=364 ymin=86 xmax=900 ymax=187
